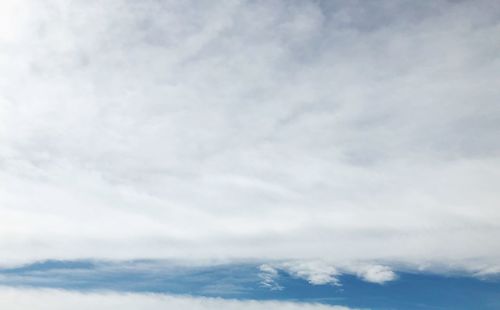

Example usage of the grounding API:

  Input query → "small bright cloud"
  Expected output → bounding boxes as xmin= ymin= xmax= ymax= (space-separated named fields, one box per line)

xmin=280 ymin=261 xmax=341 ymax=286
xmin=351 ymin=265 xmax=397 ymax=284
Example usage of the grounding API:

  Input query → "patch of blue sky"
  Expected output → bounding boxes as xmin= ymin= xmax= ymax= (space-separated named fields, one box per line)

xmin=0 ymin=260 xmax=499 ymax=310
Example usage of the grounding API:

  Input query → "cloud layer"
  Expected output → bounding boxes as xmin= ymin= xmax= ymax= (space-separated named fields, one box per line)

xmin=0 ymin=288 xmax=353 ymax=310
xmin=0 ymin=0 xmax=499 ymax=275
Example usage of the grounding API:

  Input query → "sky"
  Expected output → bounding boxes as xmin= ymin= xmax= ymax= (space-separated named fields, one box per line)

xmin=0 ymin=0 xmax=499 ymax=309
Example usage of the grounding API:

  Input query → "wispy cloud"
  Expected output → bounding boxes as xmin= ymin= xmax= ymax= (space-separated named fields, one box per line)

xmin=258 ymin=264 xmax=283 ymax=291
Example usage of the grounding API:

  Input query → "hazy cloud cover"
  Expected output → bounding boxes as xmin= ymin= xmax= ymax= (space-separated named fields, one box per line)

xmin=0 ymin=0 xmax=499 ymax=282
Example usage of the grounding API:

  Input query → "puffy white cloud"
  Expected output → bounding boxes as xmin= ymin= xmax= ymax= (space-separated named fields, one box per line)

xmin=0 ymin=0 xmax=499 ymax=274
xmin=349 ymin=265 xmax=396 ymax=284
xmin=0 ymin=288 xmax=354 ymax=310
xmin=260 ymin=261 xmax=396 ymax=287
xmin=280 ymin=261 xmax=341 ymax=286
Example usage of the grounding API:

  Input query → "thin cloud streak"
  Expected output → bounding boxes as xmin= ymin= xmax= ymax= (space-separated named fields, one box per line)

xmin=0 ymin=288 xmax=354 ymax=310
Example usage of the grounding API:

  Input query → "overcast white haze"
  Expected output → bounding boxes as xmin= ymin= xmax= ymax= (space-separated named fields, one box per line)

xmin=1 ymin=1 xmax=500 ymax=305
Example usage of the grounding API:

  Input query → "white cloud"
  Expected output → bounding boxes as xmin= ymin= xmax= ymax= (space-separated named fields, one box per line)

xmin=261 ymin=261 xmax=396 ymax=287
xmin=0 ymin=0 xmax=499 ymax=275
xmin=0 ymin=288 xmax=354 ymax=310
xmin=258 ymin=264 xmax=283 ymax=291
xmin=349 ymin=265 xmax=397 ymax=284
xmin=280 ymin=261 xmax=341 ymax=286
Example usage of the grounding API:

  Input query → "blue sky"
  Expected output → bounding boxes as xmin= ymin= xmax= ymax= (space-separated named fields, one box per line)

xmin=0 ymin=0 xmax=499 ymax=309
xmin=0 ymin=260 xmax=499 ymax=309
